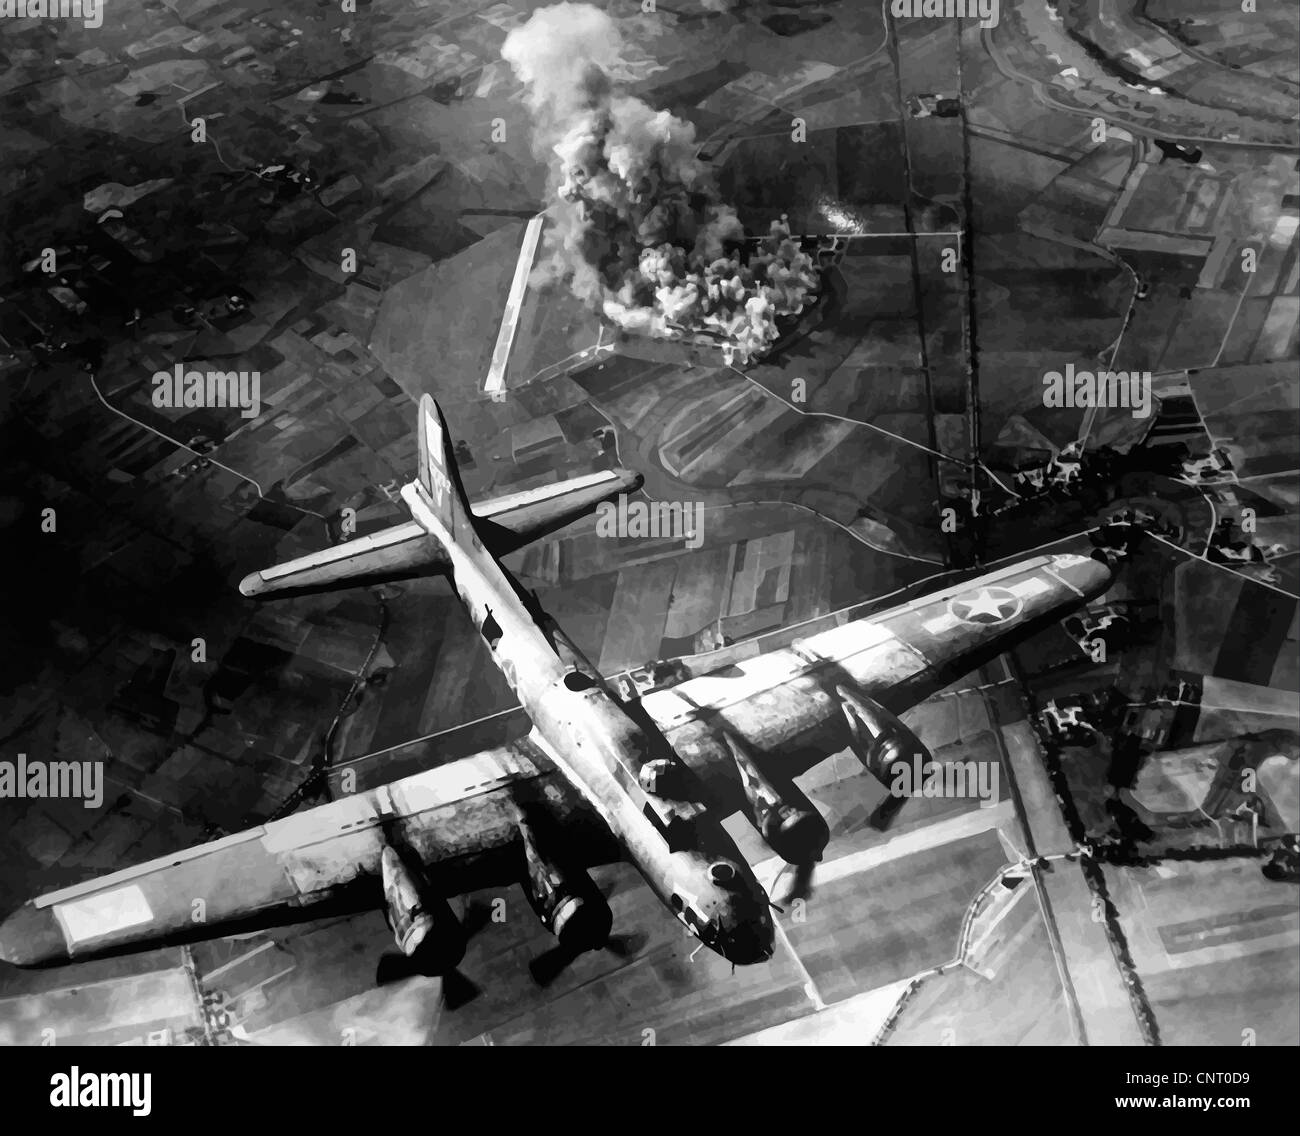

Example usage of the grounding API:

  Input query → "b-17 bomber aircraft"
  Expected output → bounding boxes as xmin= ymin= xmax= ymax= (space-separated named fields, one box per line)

xmin=0 ymin=397 xmax=1115 ymax=989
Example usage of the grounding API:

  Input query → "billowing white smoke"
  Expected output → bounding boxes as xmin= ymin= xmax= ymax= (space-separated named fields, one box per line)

xmin=501 ymin=2 xmax=820 ymax=364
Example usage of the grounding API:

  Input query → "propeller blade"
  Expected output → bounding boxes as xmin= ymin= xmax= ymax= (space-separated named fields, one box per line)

xmin=868 ymin=792 xmax=907 ymax=832
xmin=777 ymin=861 xmax=817 ymax=905
xmin=440 ymin=968 xmax=481 ymax=1010
xmin=460 ymin=898 xmax=494 ymax=939
xmin=375 ymin=951 xmax=424 ymax=987
xmin=528 ymin=943 xmax=578 ymax=987
xmin=603 ymin=932 xmax=644 ymax=959
xmin=529 ymin=927 xmax=644 ymax=985
xmin=377 ymin=952 xmax=482 ymax=1010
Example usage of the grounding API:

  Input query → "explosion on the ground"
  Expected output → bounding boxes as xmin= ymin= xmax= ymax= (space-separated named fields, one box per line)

xmin=502 ymin=2 xmax=821 ymax=364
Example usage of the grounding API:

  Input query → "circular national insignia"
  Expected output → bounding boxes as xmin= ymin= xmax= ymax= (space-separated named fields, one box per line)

xmin=948 ymin=585 xmax=1023 ymax=625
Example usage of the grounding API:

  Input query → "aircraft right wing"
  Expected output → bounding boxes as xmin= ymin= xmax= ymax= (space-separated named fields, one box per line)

xmin=638 ymin=551 xmax=1114 ymax=809
xmin=0 ymin=737 xmax=617 ymax=968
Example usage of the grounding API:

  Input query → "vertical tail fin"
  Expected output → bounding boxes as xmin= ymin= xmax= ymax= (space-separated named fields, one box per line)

xmin=413 ymin=394 xmax=473 ymax=542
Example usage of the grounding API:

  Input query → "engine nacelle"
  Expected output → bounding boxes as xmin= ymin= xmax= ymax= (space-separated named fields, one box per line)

xmin=518 ymin=816 xmax=612 ymax=953
xmin=837 ymin=689 xmax=932 ymax=830
xmin=724 ymin=734 xmax=830 ymax=866
xmin=381 ymin=845 xmax=466 ymax=972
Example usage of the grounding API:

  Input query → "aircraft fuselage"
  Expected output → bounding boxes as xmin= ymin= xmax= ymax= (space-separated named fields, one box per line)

xmin=401 ymin=481 xmax=775 ymax=965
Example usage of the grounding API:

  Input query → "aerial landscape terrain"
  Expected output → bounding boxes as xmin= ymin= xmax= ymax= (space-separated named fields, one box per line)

xmin=0 ymin=0 xmax=1296 ymax=1049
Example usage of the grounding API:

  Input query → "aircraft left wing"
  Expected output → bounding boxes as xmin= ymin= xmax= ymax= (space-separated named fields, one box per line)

xmin=0 ymin=738 xmax=616 ymax=968
xmin=639 ymin=552 xmax=1113 ymax=806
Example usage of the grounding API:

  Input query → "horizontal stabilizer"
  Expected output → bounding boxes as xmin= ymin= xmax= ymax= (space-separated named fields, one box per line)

xmin=239 ymin=519 xmax=439 ymax=599
xmin=240 ymin=467 xmax=641 ymax=600
xmin=475 ymin=468 xmax=644 ymax=556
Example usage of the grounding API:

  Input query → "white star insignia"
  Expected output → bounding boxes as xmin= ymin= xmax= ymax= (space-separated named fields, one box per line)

xmin=951 ymin=587 xmax=1021 ymax=623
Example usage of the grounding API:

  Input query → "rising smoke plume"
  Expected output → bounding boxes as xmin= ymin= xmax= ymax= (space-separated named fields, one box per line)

xmin=501 ymin=2 xmax=820 ymax=364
